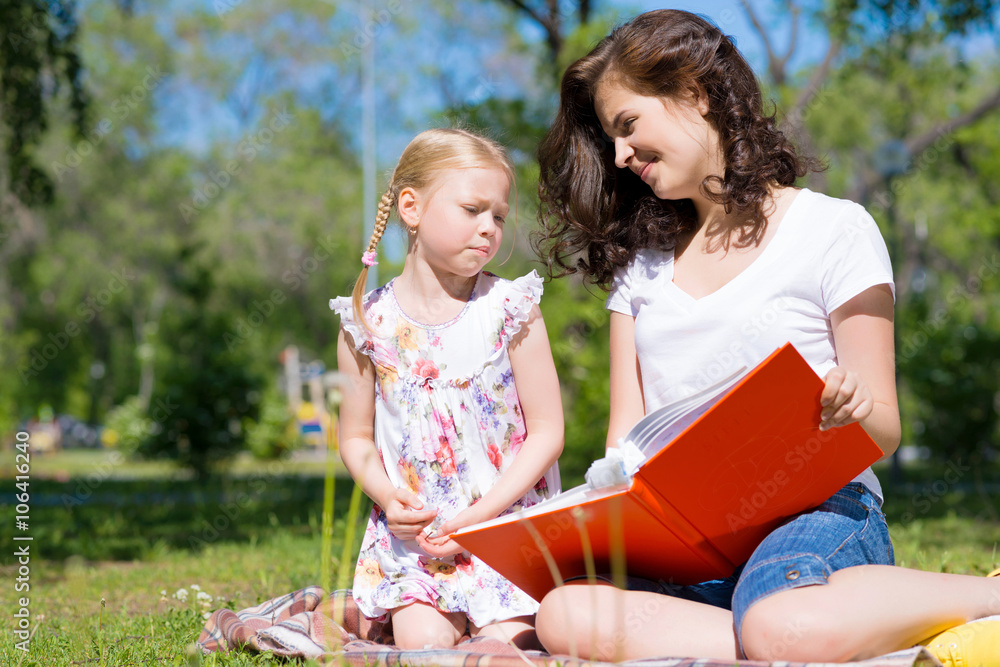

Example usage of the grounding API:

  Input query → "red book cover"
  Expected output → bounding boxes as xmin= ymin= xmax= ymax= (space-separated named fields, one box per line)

xmin=452 ymin=343 xmax=884 ymax=602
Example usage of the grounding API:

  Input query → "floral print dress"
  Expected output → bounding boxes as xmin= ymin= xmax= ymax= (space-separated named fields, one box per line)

xmin=329 ymin=270 xmax=561 ymax=626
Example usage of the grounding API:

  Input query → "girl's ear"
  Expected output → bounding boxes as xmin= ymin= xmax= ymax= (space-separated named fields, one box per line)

xmin=397 ymin=187 xmax=420 ymax=231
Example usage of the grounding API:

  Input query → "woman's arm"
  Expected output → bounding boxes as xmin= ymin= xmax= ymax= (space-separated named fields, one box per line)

xmin=423 ymin=305 xmax=564 ymax=553
xmin=607 ymin=311 xmax=646 ymax=450
xmin=824 ymin=284 xmax=901 ymax=459
xmin=337 ymin=326 xmax=436 ymax=538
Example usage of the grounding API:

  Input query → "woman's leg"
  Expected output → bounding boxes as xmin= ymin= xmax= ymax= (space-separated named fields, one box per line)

xmin=741 ymin=565 xmax=1000 ymax=661
xmin=471 ymin=615 xmax=543 ymax=650
xmin=389 ymin=602 xmax=467 ymax=649
xmin=535 ymin=581 xmax=738 ymax=661
xmin=736 ymin=483 xmax=1000 ymax=661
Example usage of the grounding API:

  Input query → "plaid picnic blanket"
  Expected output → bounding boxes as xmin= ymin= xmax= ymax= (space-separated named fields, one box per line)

xmin=197 ymin=586 xmax=943 ymax=666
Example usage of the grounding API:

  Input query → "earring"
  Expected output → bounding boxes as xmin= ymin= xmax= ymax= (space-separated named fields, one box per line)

xmin=406 ymin=224 xmax=417 ymax=236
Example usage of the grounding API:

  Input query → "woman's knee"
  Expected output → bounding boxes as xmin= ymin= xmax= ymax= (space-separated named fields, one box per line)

xmin=536 ymin=584 xmax=613 ymax=655
xmin=740 ymin=592 xmax=855 ymax=661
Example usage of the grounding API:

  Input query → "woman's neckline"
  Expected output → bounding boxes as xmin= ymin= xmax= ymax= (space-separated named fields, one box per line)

xmin=388 ymin=271 xmax=482 ymax=330
xmin=668 ymin=187 xmax=807 ymax=303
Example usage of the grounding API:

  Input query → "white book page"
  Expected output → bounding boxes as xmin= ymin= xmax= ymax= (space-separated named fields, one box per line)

xmin=623 ymin=366 xmax=748 ymax=458
xmin=453 ymin=481 xmax=629 ymax=534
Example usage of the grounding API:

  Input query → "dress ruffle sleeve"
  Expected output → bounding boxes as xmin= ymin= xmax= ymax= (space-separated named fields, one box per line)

xmin=498 ymin=270 xmax=543 ymax=348
xmin=329 ymin=296 xmax=370 ymax=352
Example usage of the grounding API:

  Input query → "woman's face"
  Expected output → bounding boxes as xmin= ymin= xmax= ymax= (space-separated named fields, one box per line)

xmin=593 ymin=77 xmax=722 ymax=202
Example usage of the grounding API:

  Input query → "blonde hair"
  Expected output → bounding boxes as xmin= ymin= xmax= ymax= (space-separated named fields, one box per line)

xmin=352 ymin=128 xmax=516 ymax=331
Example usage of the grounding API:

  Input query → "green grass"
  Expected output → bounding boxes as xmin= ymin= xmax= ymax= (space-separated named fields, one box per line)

xmin=4 ymin=454 xmax=1000 ymax=665
xmin=4 ymin=508 xmax=1000 ymax=666
xmin=0 ymin=528 xmax=335 ymax=666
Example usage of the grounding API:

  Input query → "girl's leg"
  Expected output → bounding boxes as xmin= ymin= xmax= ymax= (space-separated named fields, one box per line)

xmin=471 ymin=615 xmax=543 ymax=650
xmin=535 ymin=581 xmax=738 ymax=661
xmin=741 ymin=565 xmax=1000 ymax=661
xmin=389 ymin=602 xmax=467 ymax=649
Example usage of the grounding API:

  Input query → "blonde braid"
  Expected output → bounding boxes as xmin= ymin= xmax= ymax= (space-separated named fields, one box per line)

xmin=352 ymin=187 xmax=397 ymax=333
xmin=368 ymin=188 xmax=395 ymax=251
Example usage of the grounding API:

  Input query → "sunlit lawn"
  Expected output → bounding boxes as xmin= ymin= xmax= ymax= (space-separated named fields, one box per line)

xmin=3 ymin=451 xmax=1000 ymax=665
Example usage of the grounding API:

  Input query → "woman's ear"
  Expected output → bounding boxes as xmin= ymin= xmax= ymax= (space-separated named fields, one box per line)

xmin=397 ymin=186 xmax=420 ymax=231
xmin=687 ymin=83 xmax=710 ymax=116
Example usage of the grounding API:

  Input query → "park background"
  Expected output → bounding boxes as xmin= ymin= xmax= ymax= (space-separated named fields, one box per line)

xmin=1 ymin=0 xmax=1000 ymax=663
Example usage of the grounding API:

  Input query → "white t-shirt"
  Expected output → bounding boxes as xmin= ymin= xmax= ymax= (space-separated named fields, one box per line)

xmin=605 ymin=188 xmax=894 ymax=500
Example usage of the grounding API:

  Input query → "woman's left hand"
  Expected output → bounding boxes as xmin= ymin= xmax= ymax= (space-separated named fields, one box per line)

xmin=820 ymin=366 xmax=874 ymax=431
xmin=415 ymin=506 xmax=483 ymax=559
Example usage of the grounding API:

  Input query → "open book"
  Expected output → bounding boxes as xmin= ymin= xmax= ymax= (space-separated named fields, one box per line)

xmin=452 ymin=343 xmax=884 ymax=602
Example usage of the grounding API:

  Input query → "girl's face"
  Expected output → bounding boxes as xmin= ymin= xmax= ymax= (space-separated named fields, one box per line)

xmin=405 ymin=166 xmax=510 ymax=277
xmin=593 ymin=78 xmax=722 ymax=202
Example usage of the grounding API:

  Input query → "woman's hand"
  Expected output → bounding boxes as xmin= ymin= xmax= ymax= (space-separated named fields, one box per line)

xmin=819 ymin=366 xmax=874 ymax=431
xmin=382 ymin=489 xmax=438 ymax=541
xmin=415 ymin=506 xmax=483 ymax=559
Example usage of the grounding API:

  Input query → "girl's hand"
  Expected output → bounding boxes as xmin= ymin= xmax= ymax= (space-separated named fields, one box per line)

xmin=819 ymin=366 xmax=874 ymax=431
xmin=415 ymin=506 xmax=483 ymax=559
xmin=383 ymin=489 xmax=438 ymax=541
xmin=415 ymin=533 xmax=466 ymax=559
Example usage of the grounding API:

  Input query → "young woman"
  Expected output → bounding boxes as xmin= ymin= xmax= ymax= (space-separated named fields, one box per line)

xmin=531 ymin=9 xmax=1000 ymax=665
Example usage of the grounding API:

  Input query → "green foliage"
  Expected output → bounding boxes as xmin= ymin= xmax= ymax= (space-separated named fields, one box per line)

xmin=139 ymin=247 xmax=264 ymax=479
xmin=103 ymin=395 xmax=154 ymax=456
xmin=0 ymin=0 xmax=88 ymax=204
xmin=540 ymin=277 xmax=612 ymax=486
xmin=245 ymin=386 xmax=298 ymax=460
xmin=898 ymin=296 xmax=1000 ymax=462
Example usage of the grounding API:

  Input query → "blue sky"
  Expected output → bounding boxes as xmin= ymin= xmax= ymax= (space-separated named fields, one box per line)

xmin=151 ymin=0 xmax=998 ymax=177
xmin=154 ymin=0 xmax=822 ymax=160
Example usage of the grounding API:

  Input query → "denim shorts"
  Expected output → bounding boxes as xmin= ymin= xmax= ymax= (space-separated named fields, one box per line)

xmin=606 ymin=482 xmax=895 ymax=654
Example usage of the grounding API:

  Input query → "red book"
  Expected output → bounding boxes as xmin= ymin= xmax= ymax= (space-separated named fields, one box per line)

xmin=452 ymin=343 xmax=884 ymax=602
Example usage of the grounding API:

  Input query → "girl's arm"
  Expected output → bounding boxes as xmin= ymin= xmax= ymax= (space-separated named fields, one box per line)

xmin=423 ymin=305 xmax=564 ymax=554
xmin=337 ymin=326 xmax=437 ymax=539
xmin=822 ymin=284 xmax=901 ymax=459
xmin=607 ymin=311 xmax=646 ymax=450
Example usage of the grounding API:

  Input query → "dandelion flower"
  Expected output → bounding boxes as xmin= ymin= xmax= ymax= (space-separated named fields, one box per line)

xmin=173 ymin=588 xmax=189 ymax=602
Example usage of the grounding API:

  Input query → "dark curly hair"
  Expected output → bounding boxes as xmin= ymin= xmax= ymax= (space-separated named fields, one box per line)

xmin=534 ymin=9 xmax=820 ymax=289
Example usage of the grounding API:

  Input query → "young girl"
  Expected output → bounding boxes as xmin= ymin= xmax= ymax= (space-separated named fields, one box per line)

xmin=331 ymin=128 xmax=563 ymax=650
xmin=531 ymin=10 xmax=1000 ymax=665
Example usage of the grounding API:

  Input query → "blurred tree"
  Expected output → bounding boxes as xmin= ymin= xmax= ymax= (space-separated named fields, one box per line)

xmin=140 ymin=242 xmax=263 ymax=480
xmin=0 ymin=0 xmax=88 ymax=205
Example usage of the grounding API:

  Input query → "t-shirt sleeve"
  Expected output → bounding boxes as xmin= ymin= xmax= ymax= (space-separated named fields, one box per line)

xmin=605 ymin=262 xmax=636 ymax=316
xmin=820 ymin=204 xmax=895 ymax=313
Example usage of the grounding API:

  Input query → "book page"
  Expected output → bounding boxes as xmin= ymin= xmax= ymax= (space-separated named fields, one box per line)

xmin=453 ymin=481 xmax=629 ymax=535
xmin=623 ymin=366 xmax=747 ymax=457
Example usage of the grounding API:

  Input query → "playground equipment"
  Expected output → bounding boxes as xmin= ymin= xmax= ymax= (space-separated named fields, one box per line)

xmin=279 ymin=345 xmax=344 ymax=450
